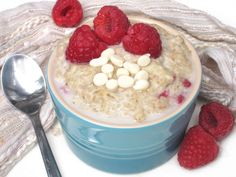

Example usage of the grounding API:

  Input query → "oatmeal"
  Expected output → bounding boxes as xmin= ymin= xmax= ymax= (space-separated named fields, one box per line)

xmin=53 ymin=18 xmax=194 ymax=124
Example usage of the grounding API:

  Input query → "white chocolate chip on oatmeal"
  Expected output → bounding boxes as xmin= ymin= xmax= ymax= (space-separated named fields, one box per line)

xmin=116 ymin=68 xmax=129 ymax=77
xmin=118 ymin=75 xmax=134 ymax=88
xmin=106 ymin=79 xmax=118 ymax=90
xmin=110 ymin=55 xmax=124 ymax=67
xmin=101 ymin=64 xmax=114 ymax=74
xmin=134 ymin=70 xmax=149 ymax=80
xmin=101 ymin=48 xmax=115 ymax=58
xmin=90 ymin=57 xmax=109 ymax=67
xmin=93 ymin=73 xmax=108 ymax=86
xmin=133 ymin=80 xmax=150 ymax=90
xmin=137 ymin=54 xmax=151 ymax=67
xmin=123 ymin=62 xmax=140 ymax=75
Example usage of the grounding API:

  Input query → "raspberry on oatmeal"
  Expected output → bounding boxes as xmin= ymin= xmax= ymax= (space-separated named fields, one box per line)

xmin=93 ymin=6 xmax=130 ymax=45
xmin=66 ymin=25 xmax=107 ymax=63
xmin=122 ymin=23 xmax=162 ymax=58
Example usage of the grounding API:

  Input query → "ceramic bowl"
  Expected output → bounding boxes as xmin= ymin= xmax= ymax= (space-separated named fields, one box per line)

xmin=46 ymin=16 xmax=202 ymax=174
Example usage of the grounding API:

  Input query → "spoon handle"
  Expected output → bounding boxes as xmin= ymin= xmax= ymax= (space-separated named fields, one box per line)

xmin=31 ymin=113 xmax=62 ymax=177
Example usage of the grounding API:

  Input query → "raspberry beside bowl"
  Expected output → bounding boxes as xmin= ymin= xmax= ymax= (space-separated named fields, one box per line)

xmin=46 ymin=15 xmax=202 ymax=174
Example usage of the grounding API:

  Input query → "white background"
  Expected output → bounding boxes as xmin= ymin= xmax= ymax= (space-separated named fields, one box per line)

xmin=0 ymin=0 xmax=236 ymax=177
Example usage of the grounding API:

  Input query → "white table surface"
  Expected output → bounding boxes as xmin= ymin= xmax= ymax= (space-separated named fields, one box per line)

xmin=1 ymin=0 xmax=236 ymax=177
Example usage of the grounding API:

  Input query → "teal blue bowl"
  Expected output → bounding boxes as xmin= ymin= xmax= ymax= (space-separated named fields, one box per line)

xmin=46 ymin=18 xmax=201 ymax=174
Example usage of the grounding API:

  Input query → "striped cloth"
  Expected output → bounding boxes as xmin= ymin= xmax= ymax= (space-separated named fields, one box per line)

xmin=0 ymin=0 xmax=236 ymax=176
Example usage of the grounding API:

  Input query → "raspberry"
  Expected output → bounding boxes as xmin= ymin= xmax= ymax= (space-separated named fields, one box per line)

xmin=159 ymin=90 xmax=169 ymax=98
xmin=177 ymin=94 xmax=185 ymax=104
xmin=122 ymin=23 xmax=162 ymax=58
xmin=66 ymin=25 xmax=107 ymax=63
xmin=178 ymin=125 xmax=219 ymax=169
xmin=183 ymin=79 xmax=191 ymax=88
xmin=93 ymin=6 xmax=130 ymax=45
xmin=199 ymin=102 xmax=234 ymax=140
xmin=52 ymin=0 xmax=83 ymax=27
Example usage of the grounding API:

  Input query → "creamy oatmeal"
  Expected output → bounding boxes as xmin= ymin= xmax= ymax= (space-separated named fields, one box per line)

xmin=53 ymin=18 xmax=194 ymax=124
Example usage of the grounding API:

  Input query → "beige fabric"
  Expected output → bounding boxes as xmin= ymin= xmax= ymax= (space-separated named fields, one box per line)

xmin=0 ymin=0 xmax=236 ymax=176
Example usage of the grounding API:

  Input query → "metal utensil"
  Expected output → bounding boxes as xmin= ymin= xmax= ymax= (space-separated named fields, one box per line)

xmin=1 ymin=54 xmax=61 ymax=177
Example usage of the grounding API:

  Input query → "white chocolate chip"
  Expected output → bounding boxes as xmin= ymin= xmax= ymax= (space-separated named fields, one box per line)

xmin=101 ymin=64 xmax=114 ymax=74
xmin=89 ymin=57 xmax=109 ymax=67
xmin=110 ymin=55 xmax=124 ymax=67
xmin=93 ymin=73 xmax=108 ymax=86
xmin=134 ymin=70 xmax=149 ymax=80
xmin=106 ymin=79 xmax=118 ymax=90
xmin=101 ymin=48 xmax=115 ymax=58
xmin=123 ymin=62 xmax=140 ymax=75
xmin=137 ymin=54 xmax=151 ymax=67
xmin=118 ymin=75 xmax=134 ymax=88
xmin=133 ymin=80 xmax=150 ymax=90
xmin=116 ymin=68 xmax=129 ymax=77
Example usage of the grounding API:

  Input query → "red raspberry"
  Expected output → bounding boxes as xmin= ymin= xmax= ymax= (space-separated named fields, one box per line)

xmin=66 ymin=25 xmax=107 ymax=63
xmin=52 ymin=0 xmax=83 ymax=27
xmin=199 ymin=102 xmax=234 ymax=140
xmin=159 ymin=90 xmax=169 ymax=98
xmin=122 ymin=23 xmax=162 ymax=58
xmin=93 ymin=6 xmax=130 ymax=45
xmin=183 ymin=79 xmax=192 ymax=88
xmin=177 ymin=94 xmax=185 ymax=104
xmin=178 ymin=125 xmax=219 ymax=169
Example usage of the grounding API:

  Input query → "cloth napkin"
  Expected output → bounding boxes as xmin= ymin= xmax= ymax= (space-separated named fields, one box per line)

xmin=0 ymin=0 xmax=236 ymax=176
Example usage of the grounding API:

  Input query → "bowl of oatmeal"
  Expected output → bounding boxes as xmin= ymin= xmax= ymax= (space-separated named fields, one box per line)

xmin=46 ymin=15 xmax=201 ymax=173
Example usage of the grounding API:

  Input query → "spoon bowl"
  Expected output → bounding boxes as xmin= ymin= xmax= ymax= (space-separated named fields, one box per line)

xmin=1 ymin=54 xmax=46 ymax=115
xmin=1 ymin=54 xmax=61 ymax=177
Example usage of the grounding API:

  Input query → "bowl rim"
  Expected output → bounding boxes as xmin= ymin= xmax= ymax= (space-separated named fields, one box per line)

xmin=47 ymin=15 xmax=202 ymax=129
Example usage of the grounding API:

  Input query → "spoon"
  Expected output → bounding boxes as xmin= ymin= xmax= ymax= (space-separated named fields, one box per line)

xmin=1 ymin=54 xmax=61 ymax=177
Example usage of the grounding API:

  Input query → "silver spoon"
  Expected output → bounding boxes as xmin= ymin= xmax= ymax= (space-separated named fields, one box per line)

xmin=1 ymin=54 xmax=61 ymax=177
